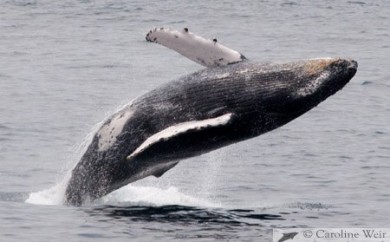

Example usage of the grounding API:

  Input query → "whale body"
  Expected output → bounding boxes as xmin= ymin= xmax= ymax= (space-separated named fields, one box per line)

xmin=65 ymin=57 xmax=357 ymax=206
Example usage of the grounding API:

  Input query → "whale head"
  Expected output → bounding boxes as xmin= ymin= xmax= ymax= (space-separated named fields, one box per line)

xmin=296 ymin=58 xmax=357 ymax=98
xmin=259 ymin=58 xmax=357 ymax=126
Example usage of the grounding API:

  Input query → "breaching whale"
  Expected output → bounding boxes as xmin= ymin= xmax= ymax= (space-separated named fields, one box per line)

xmin=65 ymin=27 xmax=357 ymax=206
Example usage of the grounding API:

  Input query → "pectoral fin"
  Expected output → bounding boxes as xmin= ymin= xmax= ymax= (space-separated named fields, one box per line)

xmin=146 ymin=27 xmax=246 ymax=67
xmin=127 ymin=113 xmax=234 ymax=161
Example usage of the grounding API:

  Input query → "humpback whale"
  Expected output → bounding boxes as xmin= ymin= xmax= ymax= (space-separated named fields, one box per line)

xmin=65 ymin=27 xmax=357 ymax=206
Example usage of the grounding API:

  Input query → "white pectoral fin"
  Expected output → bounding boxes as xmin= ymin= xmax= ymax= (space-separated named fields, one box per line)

xmin=127 ymin=113 xmax=234 ymax=160
xmin=146 ymin=27 xmax=246 ymax=67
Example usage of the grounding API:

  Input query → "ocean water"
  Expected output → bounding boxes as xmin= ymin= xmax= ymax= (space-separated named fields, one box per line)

xmin=0 ymin=0 xmax=389 ymax=241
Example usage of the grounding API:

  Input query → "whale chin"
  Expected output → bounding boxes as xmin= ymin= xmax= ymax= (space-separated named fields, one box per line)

xmin=65 ymin=58 xmax=357 ymax=206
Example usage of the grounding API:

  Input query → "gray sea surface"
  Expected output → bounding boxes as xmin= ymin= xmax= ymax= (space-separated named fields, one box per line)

xmin=0 ymin=0 xmax=389 ymax=241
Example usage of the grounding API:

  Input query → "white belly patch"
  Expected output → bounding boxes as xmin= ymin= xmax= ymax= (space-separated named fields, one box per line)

xmin=97 ymin=109 xmax=134 ymax=151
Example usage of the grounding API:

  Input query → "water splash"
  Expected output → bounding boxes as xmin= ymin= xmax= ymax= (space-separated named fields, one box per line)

xmin=99 ymin=185 xmax=219 ymax=207
xmin=25 ymin=181 xmax=67 ymax=205
xmin=25 ymin=182 xmax=219 ymax=208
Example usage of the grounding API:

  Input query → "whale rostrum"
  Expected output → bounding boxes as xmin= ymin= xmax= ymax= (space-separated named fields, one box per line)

xmin=64 ymin=28 xmax=357 ymax=206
